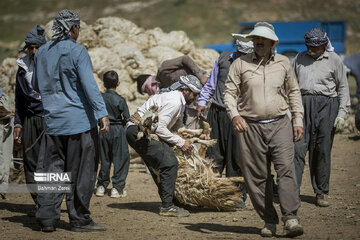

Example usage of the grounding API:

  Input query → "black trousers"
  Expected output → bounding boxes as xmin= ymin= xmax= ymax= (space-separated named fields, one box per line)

xmin=36 ymin=128 xmax=99 ymax=227
xmin=97 ymin=124 xmax=130 ymax=191
xmin=126 ymin=125 xmax=177 ymax=206
xmin=22 ymin=114 xmax=43 ymax=205
xmin=206 ymin=104 xmax=243 ymax=177
xmin=294 ymin=95 xmax=339 ymax=195
xmin=206 ymin=104 xmax=247 ymax=200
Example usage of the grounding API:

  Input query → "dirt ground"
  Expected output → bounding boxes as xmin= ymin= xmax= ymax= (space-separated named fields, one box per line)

xmin=0 ymin=134 xmax=359 ymax=240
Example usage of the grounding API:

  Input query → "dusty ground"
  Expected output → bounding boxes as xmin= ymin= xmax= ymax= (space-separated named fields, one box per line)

xmin=0 ymin=134 xmax=359 ymax=240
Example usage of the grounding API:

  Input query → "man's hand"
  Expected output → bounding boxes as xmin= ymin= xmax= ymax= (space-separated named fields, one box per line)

xmin=196 ymin=105 xmax=205 ymax=118
xmin=200 ymin=75 xmax=208 ymax=85
xmin=199 ymin=133 xmax=210 ymax=140
xmin=232 ymin=116 xmax=247 ymax=133
xmin=99 ymin=116 xmax=110 ymax=134
xmin=181 ymin=139 xmax=193 ymax=153
xmin=293 ymin=126 xmax=304 ymax=142
xmin=13 ymin=127 xmax=22 ymax=144
xmin=334 ymin=117 xmax=345 ymax=132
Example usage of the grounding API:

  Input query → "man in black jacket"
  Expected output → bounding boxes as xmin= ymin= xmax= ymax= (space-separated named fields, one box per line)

xmin=14 ymin=25 xmax=46 ymax=212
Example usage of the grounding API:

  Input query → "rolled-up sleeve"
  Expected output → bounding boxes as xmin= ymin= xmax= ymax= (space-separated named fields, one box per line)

xmin=335 ymin=60 xmax=350 ymax=119
xmin=76 ymin=48 xmax=108 ymax=120
xmin=223 ymin=59 xmax=241 ymax=120
xmin=155 ymin=102 xmax=185 ymax=148
xmin=198 ymin=58 xmax=219 ymax=106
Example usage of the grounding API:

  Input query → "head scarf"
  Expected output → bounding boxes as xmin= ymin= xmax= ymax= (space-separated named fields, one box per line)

xmin=235 ymin=39 xmax=253 ymax=54
xmin=159 ymin=75 xmax=202 ymax=94
xmin=52 ymin=9 xmax=80 ymax=41
xmin=304 ymin=27 xmax=334 ymax=52
xmin=20 ymin=25 xmax=46 ymax=52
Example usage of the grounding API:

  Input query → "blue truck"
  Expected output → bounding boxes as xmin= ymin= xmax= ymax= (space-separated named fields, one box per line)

xmin=203 ymin=20 xmax=346 ymax=59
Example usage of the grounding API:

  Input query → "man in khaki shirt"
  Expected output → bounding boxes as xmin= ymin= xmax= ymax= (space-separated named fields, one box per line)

xmin=224 ymin=22 xmax=304 ymax=238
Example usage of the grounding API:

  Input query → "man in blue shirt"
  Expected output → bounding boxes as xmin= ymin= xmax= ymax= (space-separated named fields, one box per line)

xmin=32 ymin=9 xmax=109 ymax=232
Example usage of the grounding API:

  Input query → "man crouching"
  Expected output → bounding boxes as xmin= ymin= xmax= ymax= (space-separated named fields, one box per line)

xmin=126 ymin=75 xmax=207 ymax=217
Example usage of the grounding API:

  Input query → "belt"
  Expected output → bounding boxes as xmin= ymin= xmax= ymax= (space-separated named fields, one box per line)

xmin=245 ymin=115 xmax=285 ymax=124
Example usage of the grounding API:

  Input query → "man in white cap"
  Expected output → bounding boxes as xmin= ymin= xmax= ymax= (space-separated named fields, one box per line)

xmin=223 ymin=22 xmax=304 ymax=237
xmin=196 ymin=37 xmax=253 ymax=208
xmin=293 ymin=28 xmax=350 ymax=207
xmin=126 ymin=75 xmax=207 ymax=217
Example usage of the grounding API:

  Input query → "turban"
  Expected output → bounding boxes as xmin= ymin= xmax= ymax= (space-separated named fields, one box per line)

xmin=20 ymin=25 xmax=46 ymax=52
xmin=235 ymin=40 xmax=253 ymax=54
xmin=52 ymin=9 xmax=80 ymax=41
xmin=304 ymin=28 xmax=328 ymax=47
xmin=159 ymin=75 xmax=202 ymax=94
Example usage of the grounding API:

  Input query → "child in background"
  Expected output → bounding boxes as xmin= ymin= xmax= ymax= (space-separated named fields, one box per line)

xmin=96 ymin=71 xmax=130 ymax=198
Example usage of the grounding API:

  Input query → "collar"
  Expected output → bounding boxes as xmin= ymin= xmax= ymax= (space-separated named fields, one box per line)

xmin=312 ymin=50 xmax=329 ymax=60
xmin=250 ymin=52 xmax=275 ymax=63
xmin=16 ymin=54 xmax=33 ymax=71
xmin=177 ymin=90 xmax=186 ymax=106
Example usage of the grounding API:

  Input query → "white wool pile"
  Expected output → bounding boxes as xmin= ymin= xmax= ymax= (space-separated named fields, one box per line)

xmin=0 ymin=17 xmax=218 ymax=111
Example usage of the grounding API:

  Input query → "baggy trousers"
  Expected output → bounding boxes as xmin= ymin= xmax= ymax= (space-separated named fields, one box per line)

xmin=206 ymin=104 xmax=243 ymax=177
xmin=36 ymin=128 xmax=99 ymax=227
xmin=126 ymin=125 xmax=177 ymax=205
xmin=237 ymin=116 xmax=300 ymax=224
xmin=23 ymin=114 xmax=43 ymax=205
xmin=206 ymin=104 xmax=247 ymax=200
xmin=0 ymin=118 xmax=13 ymax=193
xmin=294 ymin=95 xmax=339 ymax=195
xmin=97 ymin=124 xmax=130 ymax=192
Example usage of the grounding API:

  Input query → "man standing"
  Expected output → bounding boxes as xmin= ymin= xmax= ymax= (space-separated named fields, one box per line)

xmin=224 ymin=22 xmax=304 ymax=238
xmin=0 ymin=88 xmax=13 ymax=199
xmin=32 ymin=9 xmax=109 ymax=232
xmin=14 ymin=25 xmax=46 ymax=210
xmin=127 ymin=75 xmax=205 ymax=217
xmin=196 ymin=37 xmax=253 ymax=208
xmin=293 ymin=28 xmax=350 ymax=207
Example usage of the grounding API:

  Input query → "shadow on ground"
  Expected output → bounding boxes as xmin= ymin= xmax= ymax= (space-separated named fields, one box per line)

xmin=300 ymin=194 xmax=316 ymax=205
xmin=107 ymin=201 xmax=241 ymax=214
xmin=180 ymin=222 xmax=260 ymax=235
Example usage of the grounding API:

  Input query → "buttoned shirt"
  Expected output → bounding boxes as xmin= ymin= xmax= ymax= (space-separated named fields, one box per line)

xmin=224 ymin=52 xmax=304 ymax=127
xmin=294 ymin=51 xmax=350 ymax=118
xmin=198 ymin=52 xmax=237 ymax=107
xmin=32 ymin=38 xmax=108 ymax=135
xmin=136 ymin=90 xmax=186 ymax=147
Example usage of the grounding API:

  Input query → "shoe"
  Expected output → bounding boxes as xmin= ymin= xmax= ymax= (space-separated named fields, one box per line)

xmin=260 ymin=223 xmax=276 ymax=237
xmin=316 ymin=194 xmax=330 ymax=207
xmin=235 ymin=199 xmax=246 ymax=209
xmin=95 ymin=185 xmax=105 ymax=197
xmin=41 ymin=225 xmax=56 ymax=232
xmin=110 ymin=188 xmax=127 ymax=198
xmin=27 ymin=205 xmax=38 ymax=217
xmin=0 ymin=193 xmax=6 ymax=199
xmin=71 ymin=221 xmax=106 ymax=232
xmin=283 ymin=219 xmax=304 ymax=237
xmin=159 ymin=205 xmax=190 ymax=217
